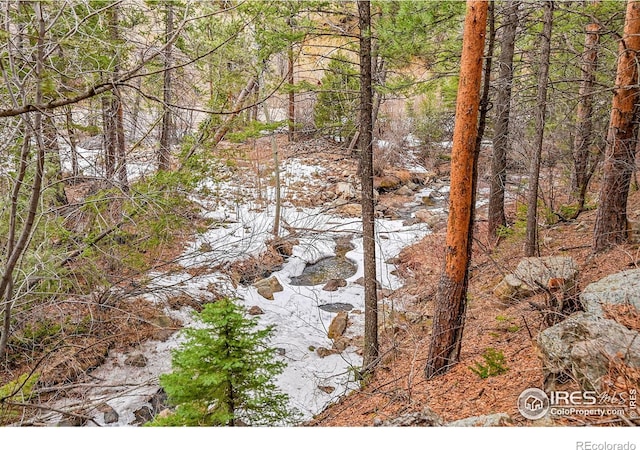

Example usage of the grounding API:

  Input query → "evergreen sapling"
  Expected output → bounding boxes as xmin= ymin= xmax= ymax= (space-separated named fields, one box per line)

xmin=149 ymin=298 xmax=296 ymax=426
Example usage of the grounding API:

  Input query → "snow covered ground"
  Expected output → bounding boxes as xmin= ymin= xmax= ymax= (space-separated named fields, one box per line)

xmin=42 ymin=156 xmax=434 ymax=426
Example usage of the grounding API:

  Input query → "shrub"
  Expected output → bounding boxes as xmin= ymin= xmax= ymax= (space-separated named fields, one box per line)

xmin=469 ymin=348 xmax=508 ymax=379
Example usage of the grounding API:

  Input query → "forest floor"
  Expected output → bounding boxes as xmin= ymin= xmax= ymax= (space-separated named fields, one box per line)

xmin=303 ymin=142 xmax=640 ymax=427
xmin=2 ymin=134 xmax=639 ymax=427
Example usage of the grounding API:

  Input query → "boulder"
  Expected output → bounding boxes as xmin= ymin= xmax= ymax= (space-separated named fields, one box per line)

xmin=253 ymin=276 xmax=283 ymax=300
xmin=580 ymin=269 xmax=640 ymax=316
xmin=537 ymin=312 xmax=640 ymax=391
xmin=373 ymin=406 xmax=444 ymax=427
xmin=447 ymin=413 xmax=513 ymax=427
xmin=322 ymin=278 xmax=347 ymax=292
xmin=493 ymin=256 xmax=578 ymax=302
xmin=327 ymin=311 xmax=348 ymax=340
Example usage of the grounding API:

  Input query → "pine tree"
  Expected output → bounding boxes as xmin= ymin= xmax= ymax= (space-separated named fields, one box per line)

xmin=150 ymin=298 xmax=295 ymax=426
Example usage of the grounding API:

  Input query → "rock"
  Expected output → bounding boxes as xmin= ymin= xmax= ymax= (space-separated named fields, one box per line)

xmin=322 ymin=278 xmax=347 ymax=291
xmin=354 ymin=277 xmax=382 ymax=289
xmin=332 ymin=336 xmax=350 ymax=352
xmin=411 ymin=172 xmax=435 ymax=186
xmin=318 ymin=385 xmax=335 ymax=394
xmin=327 ymin=311 xmax=348 ymax=339
xmin=373 ymin=406 xmax=444 ymax=427
xmin=334 ymin=181 xmax=358 ymax=199
xmin=150 ymin=388 xmax=168 ymax=414
xmin=406 ymin=181 xmax=419 ymax=191
xmin=493 ymin=256 xmax=578 ymax=302
xmin=580 ymin=269 xmax=640 ymax=316
xmin=316 ymin=347 xmax=339 ymax=358
xmin=125 ymin=353 xmax=148 ymax=368
xmin=248 ymin=305 xmax=264 ymax=315
xmin=253 ymin=276 xmax=283 ymax=300
xmin=132 ymin=406 xmax=154 ymax=425
xmin=335 ymin=203 xmax=362 ymax=217
xmin=275 ymin=347 xmax=286 ymax=356
xmin=421 ymin=196 xmax=436 ymax=206
xmin=447 ymin=413 xmax=513 ymax=427
xmin=493 ymin=274 xmax=533 ymax=302
xmin=395 ymin=185 xmax=414 ymax=196
xmin=402 ymin=218 xmax=421 ymax=226
xmin=150 ymin=311 xmax=176 ymax=341
xmin=374 ymin=175 xmax=402 ymax=191
xmin=318 ymin=302 xmax=353 ymax=312
xmin=414 ymin=209 xmax=444 ymax=228
xmin=57 ymin=415 xmax=86 ymax=427
xmin=101 ymin=405 xmax=119 ymax=424
xmin=537 ymin=312 xmax=640 ymax=391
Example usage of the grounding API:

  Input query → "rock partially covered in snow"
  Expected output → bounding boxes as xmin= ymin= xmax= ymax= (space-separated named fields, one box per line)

xmin=333 ymin=181 xmax=358 ymax=199
xmin=322 ymin=278 xmax=347 ymax=291
xmin=253 ymin=276 xmax=283 ymax=300
xmin=328 ymin=311 xmax=348 ymax=340
xmin=247 ymin=305 xmax=264 ymax=315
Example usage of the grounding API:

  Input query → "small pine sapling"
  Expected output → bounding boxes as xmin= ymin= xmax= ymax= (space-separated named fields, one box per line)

xmin=149 ymin=298 xmax=296 ymax=426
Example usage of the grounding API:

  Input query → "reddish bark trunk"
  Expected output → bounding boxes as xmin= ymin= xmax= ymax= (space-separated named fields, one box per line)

xmin=593 ymin=0 xmax=640 ymax=251
xmin=425 ymin=0 xmax=488 ymax=379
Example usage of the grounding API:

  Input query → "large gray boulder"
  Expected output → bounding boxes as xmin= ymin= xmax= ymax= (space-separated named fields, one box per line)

xmin=373 ymin=406 xmax=444 ymax=427
xmin=537 ymin=312 xmax=640 ymax=391
xmin=580 ymin=269 xmax=640 ymax=316
xmin=493 ymin=256 xmax=578 ymax=302
xmin=447 ymin=413 xmax=513 ymax=427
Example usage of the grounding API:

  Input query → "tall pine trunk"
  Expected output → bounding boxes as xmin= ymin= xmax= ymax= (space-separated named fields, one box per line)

xmin=358 ymin=0 xmax=378 ymax=370
xmin=158 ymin=3 xmax=174 ymax=171
xmin=425 ymin=0 xmax=488 ymax=379
xmin=488 ymin=0 xmax=518 ymax=239
xmin=571 ymin=21 xmax=601 ymax=214
xmin=593 ymin=0 xmax=640 ymax=251
xmin=524 ymin=1 xmax=553 ymax=257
